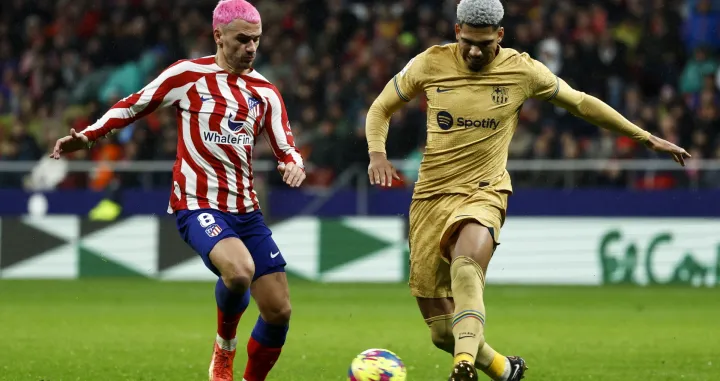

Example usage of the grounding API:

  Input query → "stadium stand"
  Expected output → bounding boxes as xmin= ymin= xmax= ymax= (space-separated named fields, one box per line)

xmin=0 ymin=0 xmax=719 ymax=190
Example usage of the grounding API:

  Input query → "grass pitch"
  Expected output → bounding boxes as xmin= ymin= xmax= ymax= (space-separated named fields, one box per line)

xmin=0 ymin=279 xmax=718 ymax=381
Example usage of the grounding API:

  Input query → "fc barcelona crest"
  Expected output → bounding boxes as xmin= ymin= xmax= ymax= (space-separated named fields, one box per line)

xmin=491 ymin=86 xmax=509 ymax=104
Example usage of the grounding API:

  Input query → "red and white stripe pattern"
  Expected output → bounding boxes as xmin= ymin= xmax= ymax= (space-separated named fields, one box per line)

xmin=82 ymin=56 xmax=303 ymax=214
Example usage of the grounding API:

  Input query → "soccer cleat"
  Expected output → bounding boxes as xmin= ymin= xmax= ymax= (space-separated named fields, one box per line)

xmin=448 ymin=360 xmax=478 ymax=380
xmin=506 ymin=356 xmax=528 ymax=381
xmin=209 ymin=341 xmax=236 ymax=381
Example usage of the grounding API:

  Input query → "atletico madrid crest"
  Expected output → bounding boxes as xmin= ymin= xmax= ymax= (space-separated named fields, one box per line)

xmin=205 ymin=224 xmax=223 ymax=237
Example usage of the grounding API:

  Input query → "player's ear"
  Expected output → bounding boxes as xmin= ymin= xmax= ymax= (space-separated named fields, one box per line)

xmin=213 ymin=28 xmax=223 ymax=47
xmin=454 ymin=23 xmax=461 ymax=40
xmin=497 ymin=27 xmax=505 ymax=43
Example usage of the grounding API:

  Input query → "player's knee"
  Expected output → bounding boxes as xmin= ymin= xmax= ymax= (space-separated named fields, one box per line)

xmin=223 ymin=273 xmax=252 ymax=293
xmin=222 ymin=264 xmax=255 ymax=293
xmin=428 ymin=317 xmax=454 ymax=354
xmin=454 ymin=244 xmax=491 ymax=267
xmin=451 ymin=223 xmax=494 ymax=268
xmin=211 ymin=238 xmax=255 ymax=292
xmin=262 ymin=301 xmax=292 ymax=325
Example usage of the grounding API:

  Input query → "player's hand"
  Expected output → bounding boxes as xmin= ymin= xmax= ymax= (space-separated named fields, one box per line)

xmin=277 ymin=162 xmax=305 ymax=187
xmin=645 ymin=135 xmax=691 ymax=167
xmin=368 ymin=152 xmax=400 ymax=187
xmin=50 ymin=128 xmax=89 ymax=159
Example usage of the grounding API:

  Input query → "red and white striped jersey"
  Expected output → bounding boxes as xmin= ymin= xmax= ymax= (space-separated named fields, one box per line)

xmin=81 ymin=56 xmax=304 ymax=214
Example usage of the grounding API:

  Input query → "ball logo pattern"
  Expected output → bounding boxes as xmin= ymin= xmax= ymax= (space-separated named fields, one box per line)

xmin=348 ymin=349 xmax=407 ymax=381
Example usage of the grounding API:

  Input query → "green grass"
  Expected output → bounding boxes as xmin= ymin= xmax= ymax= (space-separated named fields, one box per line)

xmin=0 ymin=280 xmax=718 ymax=381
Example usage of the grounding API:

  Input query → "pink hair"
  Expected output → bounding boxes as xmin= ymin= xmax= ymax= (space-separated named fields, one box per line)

xmin=212 ymin=0 xmax=261 ymax=30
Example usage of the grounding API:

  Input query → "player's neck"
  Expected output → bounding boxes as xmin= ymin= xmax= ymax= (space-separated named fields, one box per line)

xmin=214 ymin=51 xmax=252 ymax=76
xmin=456 ymin=44 xmax=503 ymax=74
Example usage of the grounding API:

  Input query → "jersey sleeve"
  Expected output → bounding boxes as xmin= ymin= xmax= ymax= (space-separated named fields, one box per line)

xmin=521 ymin=54 xmax=560 ymax=101
xmin=81 ymin=60 xmax=196 ymax=142
xmin=262 ymin=87 xmax=304 ymax=168
xmin=392 ymin=51 xmax=431 ymax=102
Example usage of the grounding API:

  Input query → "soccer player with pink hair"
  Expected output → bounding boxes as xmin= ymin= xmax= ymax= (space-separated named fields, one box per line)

xmin=51 ymin=1 xmax=304 ymax=380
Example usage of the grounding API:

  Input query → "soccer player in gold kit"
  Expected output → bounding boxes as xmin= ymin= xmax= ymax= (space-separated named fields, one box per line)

xmin=365 ymin=0 xmax=690 ymax=380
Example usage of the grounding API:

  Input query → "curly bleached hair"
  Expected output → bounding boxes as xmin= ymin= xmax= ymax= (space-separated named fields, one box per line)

xmin=457 ymin=0 xmax=504 ymax=28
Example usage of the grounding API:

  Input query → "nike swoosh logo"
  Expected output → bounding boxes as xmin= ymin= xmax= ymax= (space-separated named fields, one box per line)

xmin=270 ymin=251 xmax=280 ymax=258
xmin=437 ymin=87 xmax=452 ymax=93
xmin=200 ymin=96 xmax=212 ymax=102
xmin=510 ymin=364 xmax=520 ymax=379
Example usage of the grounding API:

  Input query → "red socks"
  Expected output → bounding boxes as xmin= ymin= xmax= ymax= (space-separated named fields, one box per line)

xmin=217 ymin=306 xmax=243 ymax=342
xmin=243 ymin=336 xmax=283 ymax=381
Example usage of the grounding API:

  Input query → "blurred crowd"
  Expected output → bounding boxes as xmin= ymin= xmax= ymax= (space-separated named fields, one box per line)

xmin=1 ymin=0 xmax=719 ymax=191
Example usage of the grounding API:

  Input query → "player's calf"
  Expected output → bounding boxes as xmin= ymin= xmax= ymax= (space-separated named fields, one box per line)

xmin=244 ymin=272 xmax=291 ymax=381
xmin=426 ymin=314 xmax=455 ymax=354
xmin=215 ymin=279 xmax=251 ymax=345
xmin=447 ymin=223 xmax=494 ymax=366
xmin=450 ymin=255 xmax=487 ymax=365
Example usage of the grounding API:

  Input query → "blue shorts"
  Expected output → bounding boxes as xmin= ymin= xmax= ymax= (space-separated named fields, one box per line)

xmin=175 ymin=209 xmax=286 ymax=281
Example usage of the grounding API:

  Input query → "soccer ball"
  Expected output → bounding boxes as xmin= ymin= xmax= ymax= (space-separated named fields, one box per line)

xmin=348 ymin=348 xmax=407 ymax=381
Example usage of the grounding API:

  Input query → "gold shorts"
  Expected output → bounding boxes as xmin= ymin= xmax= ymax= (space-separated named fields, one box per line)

xmin=408 ymin=188 xmax=508 ymax=298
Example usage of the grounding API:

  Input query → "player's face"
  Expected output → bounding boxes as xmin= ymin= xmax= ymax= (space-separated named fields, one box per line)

xmin=214 ymin=19 xmax=262 ymax=72
xmin=455 ymin=24 xmax=504 ymax=71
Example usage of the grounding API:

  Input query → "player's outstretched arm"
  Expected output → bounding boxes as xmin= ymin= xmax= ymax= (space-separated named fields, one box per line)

xmin=262 ymin=86 xmax=305 ymax=188
xmin=549 ymin=79 xmax=691 ymax=166
xmin=366 ymin=79 xmax=408 ymax=187
xmin=50 ymin=60 xmax=195 ymax=159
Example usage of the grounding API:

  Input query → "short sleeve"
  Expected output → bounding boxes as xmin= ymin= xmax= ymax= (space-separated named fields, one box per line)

xmin=393 ymin=52 xmax=429 ymax=102
xmin=522 ymin=54 xmax=560 ymax=101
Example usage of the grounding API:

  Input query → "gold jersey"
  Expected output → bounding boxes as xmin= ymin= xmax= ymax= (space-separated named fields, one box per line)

xmin=393 ymin=43 xmax=560 ymax=199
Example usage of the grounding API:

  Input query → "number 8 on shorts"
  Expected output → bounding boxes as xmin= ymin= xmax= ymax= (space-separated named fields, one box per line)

xmin=197 ymin=213 xmax=216 ymax=228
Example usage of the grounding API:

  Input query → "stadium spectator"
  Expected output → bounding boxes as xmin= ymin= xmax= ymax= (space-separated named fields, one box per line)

xmin=0 ymin=0 xmax=717 ymax=190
